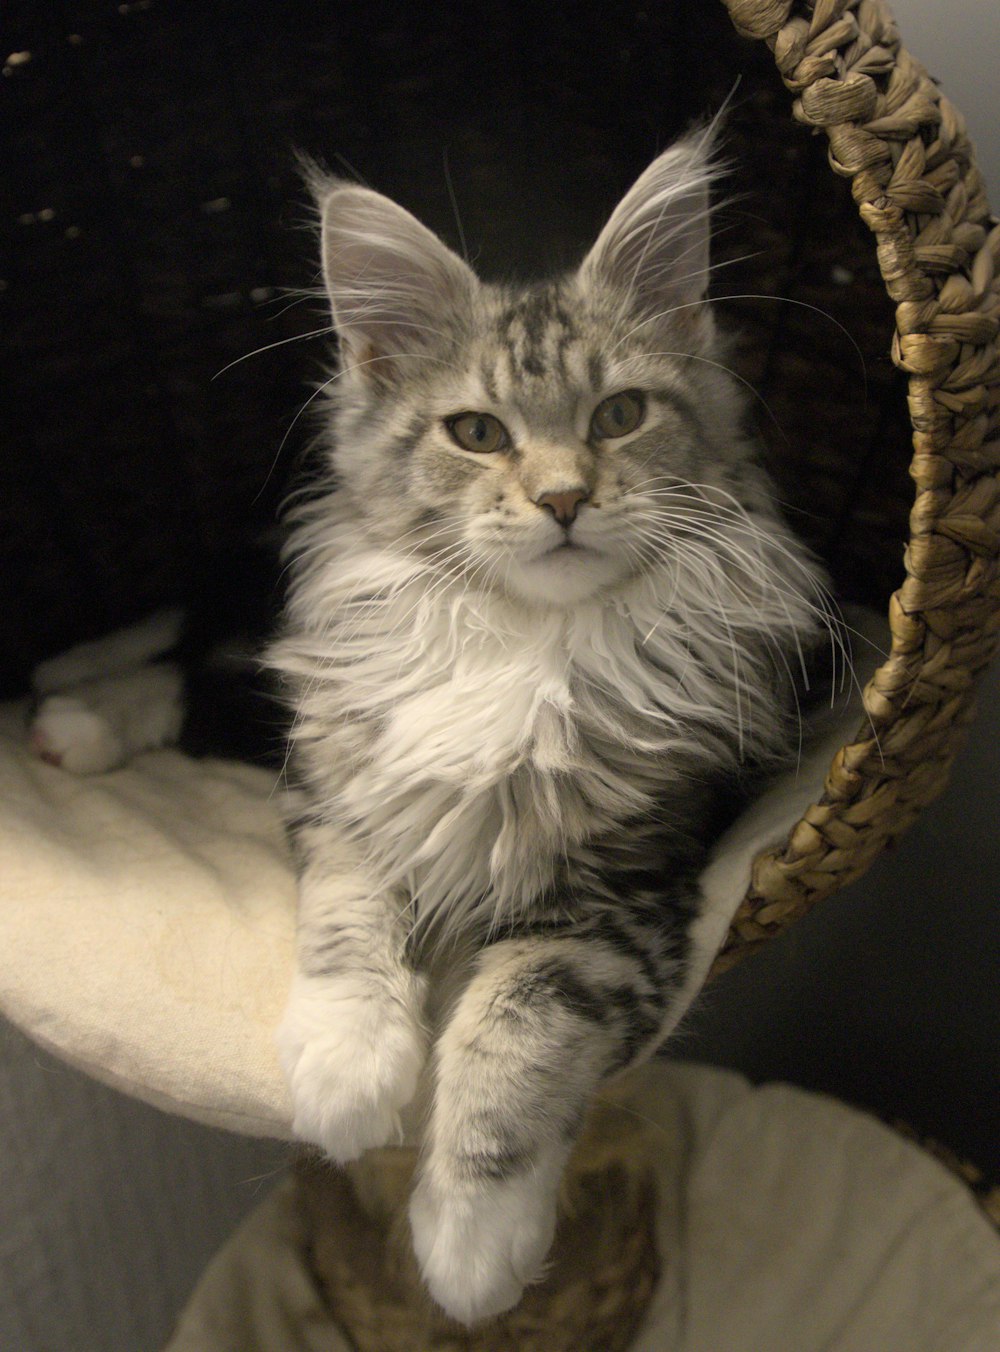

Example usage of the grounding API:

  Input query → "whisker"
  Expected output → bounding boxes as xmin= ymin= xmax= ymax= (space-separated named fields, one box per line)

xmin=254 ymin=348 xmax=463 ymax=507
xmin=442 ymin=147 xmax=470 ymax=264
xmin=641 ymin=350 xmax=789 ymax=442
xmin=610 ymin=293 xmax=868 ymax=397
xmin=212 ymin=324 xmax=337 ymax=380
xmin=627 ymin=499 xmax=868 ymax=742
xmin=258 ymin=287 xmax=329 ymax=321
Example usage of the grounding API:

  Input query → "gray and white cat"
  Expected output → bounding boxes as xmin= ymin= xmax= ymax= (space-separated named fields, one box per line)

xmin=269 ymin=127 xmax=834 ymax=1323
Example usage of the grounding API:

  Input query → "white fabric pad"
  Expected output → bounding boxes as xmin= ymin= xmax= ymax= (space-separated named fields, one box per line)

xmin=0 ymin=693 xmax=859 ymax=1138
xmin=0 ymin=702 xmax=297 ymax=1136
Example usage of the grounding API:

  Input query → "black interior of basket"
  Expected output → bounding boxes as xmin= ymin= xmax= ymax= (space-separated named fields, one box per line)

xmin=2 ymin=0 xmax=913 ymax=697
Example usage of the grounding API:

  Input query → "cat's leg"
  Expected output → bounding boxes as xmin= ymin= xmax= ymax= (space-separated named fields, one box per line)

xmin=410 ymin=894 xmax=694 ymax=1324
xmin=29 ymin=664 xmax=185 ymax=773
xmin=277 ymin=822 xmax=428 ymax=1164
xmin=29 ymin=608 xmax=186 ymax=773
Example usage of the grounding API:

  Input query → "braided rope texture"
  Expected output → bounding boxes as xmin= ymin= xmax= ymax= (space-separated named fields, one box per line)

xmin=297 ymin=1103 xmax=661 ymax=1352
xmin=715 ymin=0 xmax=1000 ymax=973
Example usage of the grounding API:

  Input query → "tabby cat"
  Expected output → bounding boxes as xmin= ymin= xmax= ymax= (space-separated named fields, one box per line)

xmin=269 ymin=126 xmax=833 ymax=1323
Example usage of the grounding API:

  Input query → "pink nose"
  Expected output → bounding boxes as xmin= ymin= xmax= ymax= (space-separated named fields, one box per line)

xmin=535 ymin=488 xmax=589 ymax=527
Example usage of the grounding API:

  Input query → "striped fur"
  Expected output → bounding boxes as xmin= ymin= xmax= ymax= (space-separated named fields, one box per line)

xmin=271 ymin=128 xmax=835 ymax=1323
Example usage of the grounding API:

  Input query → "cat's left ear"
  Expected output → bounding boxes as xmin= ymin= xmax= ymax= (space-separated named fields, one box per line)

xmin=579 ymin=127 xmax=721 ymax=315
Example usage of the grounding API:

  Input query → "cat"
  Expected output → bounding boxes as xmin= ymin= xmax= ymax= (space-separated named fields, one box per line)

xmin=28 ymin=542 xmax=284 ymax=772
xmin=267 ymin=124 xmax=836 ymax=1324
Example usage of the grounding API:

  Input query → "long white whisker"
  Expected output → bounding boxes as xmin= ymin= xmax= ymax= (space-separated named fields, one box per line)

xmin=254 ymin=349 xmax=463 ymax=507
xmin=212 ymin=325 xmax=337 ymax=380
xmin=641 ymin=350 xmax=789 ymax=440
xmin=610 ymin=293 xmax=868 ymax=396
xmin=626 ymin=492 xmax=869 ymax=736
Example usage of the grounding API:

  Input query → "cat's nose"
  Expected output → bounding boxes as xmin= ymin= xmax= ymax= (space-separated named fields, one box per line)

xmin=535 ymin=487 xmax=589 ymax=527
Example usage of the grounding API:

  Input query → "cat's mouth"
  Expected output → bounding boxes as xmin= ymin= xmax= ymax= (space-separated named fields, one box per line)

xmin=507 ymin=533 xmax=628 ymax=603
xmin=536 ymin=534 xmax=608 ymax=564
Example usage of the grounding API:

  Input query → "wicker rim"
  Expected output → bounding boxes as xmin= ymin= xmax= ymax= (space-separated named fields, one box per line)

xmin=714 ymin=0 xmax=1000 ymax=973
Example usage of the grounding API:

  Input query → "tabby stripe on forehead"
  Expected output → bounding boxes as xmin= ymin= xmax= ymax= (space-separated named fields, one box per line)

xmin=553 ymin=326 xmax=575 ymax=381
xmin=586 ymin=352 xmax=606 ymax=392
xmin=516 ymin=343 xmax=546 ymax=379
xmin=537 ymin=302 xmax=574 ymax=381
xmin=480 ymin=360 xmax=499 ymax=404
xmin=515 ymin=292 xmax=555 ymax=353
xmin=500 ymin=289 xmax=575 ymax=381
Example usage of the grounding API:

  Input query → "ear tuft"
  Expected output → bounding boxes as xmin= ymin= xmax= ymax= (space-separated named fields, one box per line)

xmin=580 ymin=125 xmax=724 ymax=317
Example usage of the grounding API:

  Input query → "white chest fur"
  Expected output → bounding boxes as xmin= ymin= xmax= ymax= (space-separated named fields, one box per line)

xmin=276 ymin=529 xmax=814 ymax=929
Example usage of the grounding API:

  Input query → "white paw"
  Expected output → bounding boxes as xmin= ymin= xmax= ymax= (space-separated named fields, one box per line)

xmin=29 ymin=697 xmax=125 ymax=774
xmin=409 ymin=1166 xmax=560 ymax=1325
xmin=277 ymin=974 xmax=427 ymax=1164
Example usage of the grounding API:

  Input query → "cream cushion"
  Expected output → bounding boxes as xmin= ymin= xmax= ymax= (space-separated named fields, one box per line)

xmin=0 ymin=696 xmax=852 ymax=1139
xmin=0 ymin=702 xmax=296 ymax=1136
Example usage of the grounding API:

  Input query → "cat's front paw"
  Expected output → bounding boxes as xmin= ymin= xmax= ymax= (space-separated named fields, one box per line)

xmin=409 ymin=1165 xmax=560 ymax=1325
xmin=29 ymin=696 xmax=125 ymax=774
xmin=277 ymin=973 xmax=427 ymax=1164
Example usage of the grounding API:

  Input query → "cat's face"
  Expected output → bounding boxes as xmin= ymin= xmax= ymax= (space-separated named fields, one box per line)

xmin=315 ymin=131 xmax=751 ymax=606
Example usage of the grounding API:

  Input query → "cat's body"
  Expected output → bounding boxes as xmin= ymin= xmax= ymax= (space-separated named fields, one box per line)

xmin=269 ymin=130 xmax=835 ymax=1321
xmin=29 ymin=127 xmax=835 ymax=1324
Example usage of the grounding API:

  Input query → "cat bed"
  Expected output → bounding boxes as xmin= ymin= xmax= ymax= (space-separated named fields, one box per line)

xmin=0 ymin=690 xmax=859 ymax=1138
xmin=164 ymin=1063 xmax=1000 ymax=1352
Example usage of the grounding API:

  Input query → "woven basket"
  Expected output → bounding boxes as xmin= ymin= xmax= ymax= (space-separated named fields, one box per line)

xmin=297 ymin=1098 xmax=661 ymax=1352
xmin=712 ymin=0 xmax=1000 ymax=973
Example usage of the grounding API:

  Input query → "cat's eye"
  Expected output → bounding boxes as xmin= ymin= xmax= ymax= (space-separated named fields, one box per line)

xmin=446 ymin=412 xmax=509 ymax=454
xmin=590 ymin=391 xmax=645 ymax=440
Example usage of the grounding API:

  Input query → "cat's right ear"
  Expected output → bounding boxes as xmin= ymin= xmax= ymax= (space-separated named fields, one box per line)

xmin=312 ymin=176 xmax=476 ymax=383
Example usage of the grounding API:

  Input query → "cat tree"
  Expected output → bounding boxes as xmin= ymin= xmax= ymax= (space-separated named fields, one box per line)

xmin=2 ymin=0 xmax=998 ymax=1346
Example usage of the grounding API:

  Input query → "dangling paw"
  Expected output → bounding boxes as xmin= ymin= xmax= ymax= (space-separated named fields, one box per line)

xmin=29 ymin=696 xmax=126 ymax=774
xmin=409 ymin=1156 xmax=561 ymax=1324
xmin=277 ymin=972 xmax=427 ymax=1163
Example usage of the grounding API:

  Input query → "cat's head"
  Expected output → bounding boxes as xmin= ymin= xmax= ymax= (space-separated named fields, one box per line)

xmin=312 ymin=129 xmax=756 ymax=606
